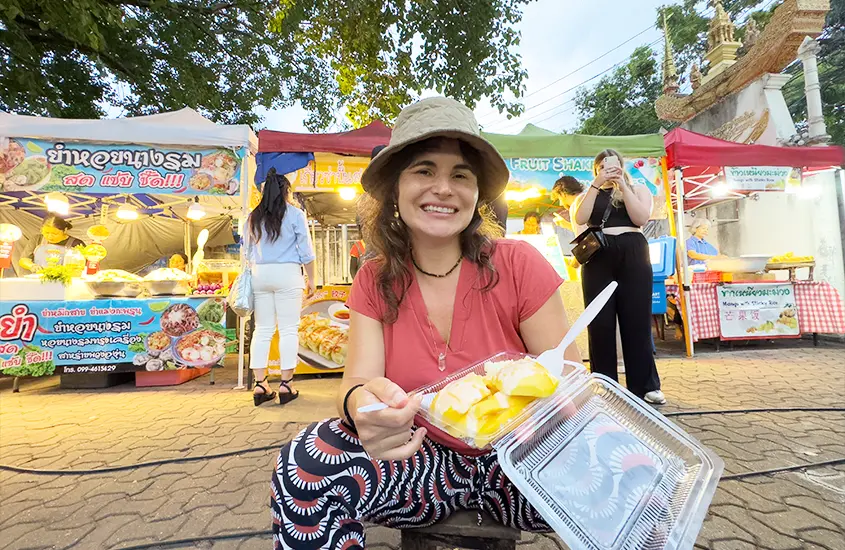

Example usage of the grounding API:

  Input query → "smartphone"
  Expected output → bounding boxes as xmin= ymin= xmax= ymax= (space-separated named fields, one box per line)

xmin=602 ymin=156 xmax=621 ymax=170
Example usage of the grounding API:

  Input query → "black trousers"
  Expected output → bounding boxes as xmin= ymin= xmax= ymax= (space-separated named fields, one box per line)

xmin=581 ymin=232 xmax=661 ymax=398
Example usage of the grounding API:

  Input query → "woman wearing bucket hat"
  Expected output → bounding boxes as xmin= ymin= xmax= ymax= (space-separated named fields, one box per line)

xmin=270 ymin=97 xmax=581 ymax=549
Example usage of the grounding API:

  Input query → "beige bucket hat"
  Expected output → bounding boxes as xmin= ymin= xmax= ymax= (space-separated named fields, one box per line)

xmin=361 ymin=97 xmax=509 ymax=202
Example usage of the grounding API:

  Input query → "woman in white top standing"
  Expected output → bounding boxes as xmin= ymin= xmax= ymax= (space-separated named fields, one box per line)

xmin=249 ymin=168 xmax=316 ymax=406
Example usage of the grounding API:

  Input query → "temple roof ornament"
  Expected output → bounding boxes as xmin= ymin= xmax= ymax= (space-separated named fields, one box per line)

xmin=655 ymin=0 xmax=831 ymax=122
xmin=744 ymin=18 xmax=761 ymax=50
xmin=662 ymin=11 xmax=680 ymax=95
xmin=703 ymin=0 xmax=742 ymax=84
xmin=708 ymin=0 xmax=738 ymax=50
xmin=690 ymin=64 xmax=703 ymax=90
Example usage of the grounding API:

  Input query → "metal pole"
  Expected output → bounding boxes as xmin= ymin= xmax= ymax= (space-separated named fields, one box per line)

xmin=341 ymin=223 xmax=349 ymax=283
xmin=235 ymin=148 xmax=249 ymax=390
xmin=674 ymin=168 xmax=694 ymax=357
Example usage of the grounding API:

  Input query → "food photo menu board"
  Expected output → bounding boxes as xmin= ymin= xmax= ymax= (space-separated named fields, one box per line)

xmin=267 ymin=285 xmax=350 ymax=376
xmin=0 ymin=297 xmax=228 ymax=377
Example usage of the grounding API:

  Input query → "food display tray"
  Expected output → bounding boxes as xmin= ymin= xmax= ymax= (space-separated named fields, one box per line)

xmin=495 ymin=374 xmax=723 ymax=550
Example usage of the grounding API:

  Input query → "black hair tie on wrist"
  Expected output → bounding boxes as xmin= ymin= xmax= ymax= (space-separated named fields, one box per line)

xmin=343 ymin=383 xmax=365 ymax=432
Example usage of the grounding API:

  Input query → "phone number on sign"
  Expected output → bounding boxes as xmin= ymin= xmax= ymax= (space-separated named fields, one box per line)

xmin=62 ymin=365 xmax=119 ymax=374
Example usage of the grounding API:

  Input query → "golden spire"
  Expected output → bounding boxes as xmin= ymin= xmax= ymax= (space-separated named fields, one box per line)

xmin=703 ymin=0 xmax=742 ymax=84
xmin=708 ymin=0 xmax=737 ymax=50
xmin=662 ymin=11 xmax=680 ymax=95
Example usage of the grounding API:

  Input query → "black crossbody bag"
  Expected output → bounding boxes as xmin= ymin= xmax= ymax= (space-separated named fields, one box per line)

xmin=569 ymin=199 xmax=613 ymax=265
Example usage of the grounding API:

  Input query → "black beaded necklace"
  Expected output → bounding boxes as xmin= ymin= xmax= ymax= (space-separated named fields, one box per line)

xmin=411 ymin=254 xmax=462 ymax=278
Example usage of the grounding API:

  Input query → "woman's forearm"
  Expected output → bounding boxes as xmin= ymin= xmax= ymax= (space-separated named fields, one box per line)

xmin=302 ymin=261 xmax=315 ymax=284
xmin=688 ymin=250 xmax=715 ymax=260
xmin=621 ymin=185 xmax=652 ymax=226
xmin=574 ymin=186 xmax=600 ymax=225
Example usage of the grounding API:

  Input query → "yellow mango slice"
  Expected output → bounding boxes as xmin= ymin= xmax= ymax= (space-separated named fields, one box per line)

xmin=431 ymin=373 xmax=490 ymax=417
xmin=489 ymin=359 xmax=559 ymax=397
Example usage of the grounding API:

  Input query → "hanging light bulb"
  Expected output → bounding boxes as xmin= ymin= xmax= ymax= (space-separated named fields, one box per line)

xmin=187 ymin=202 xmax=206 ymax=220
xmin=44 ymin=193 xmax=70 ymax=216
xmin=338 ymin=187 xmax=358 ymax=201
xmin=116 ymin=203 xmax=139 ymax=221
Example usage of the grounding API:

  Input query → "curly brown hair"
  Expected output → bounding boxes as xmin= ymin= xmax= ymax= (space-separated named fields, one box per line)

xmin=358 ymin=137 xmax=502 ymax=323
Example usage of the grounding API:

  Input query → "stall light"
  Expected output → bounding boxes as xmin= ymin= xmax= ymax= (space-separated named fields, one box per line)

xmin=116 ymin=203 xmax=139 ymax=221
xmin=187 ymin=202 xmax=207 ymax=220
xmin=710 ymin=184 xmax=730 ymax=197
xmin=44 ymin=193 xmax=70 ymax=216
xmin=791 ymin=185 xmax=821 ymax=199
xmin=338 ymin=187 xmax=358 ymax=201
xmin=0 ymin=223 xmax=23 ymax=242
xmin=505 ymin=187 xmax=542 ymax=202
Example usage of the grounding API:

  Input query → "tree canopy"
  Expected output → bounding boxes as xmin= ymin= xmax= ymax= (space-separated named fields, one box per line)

xmin=573 ymin=46 xmax=664 ymax=136
xmin=0 ymin=0 xmax=532 ymax=130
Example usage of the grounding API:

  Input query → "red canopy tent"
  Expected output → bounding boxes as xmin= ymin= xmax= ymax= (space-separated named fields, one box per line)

xmin=664 ymin=128 xmax=845 ymax=211
xmin=665 ymin=128 xmax=844 ymax=169
xmin=662 ymin=128 xmax=845 ymax=357
xmin=257 ymin=120 xmax=392 ymax=156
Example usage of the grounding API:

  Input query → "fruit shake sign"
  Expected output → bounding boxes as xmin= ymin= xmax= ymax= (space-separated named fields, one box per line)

xmin=0 ymin=298 xmax=228 ymax=377
xmin=0 ymin=138 xmax=243 ymax=196
xmin=506 ymin=156 xmax=668 ymax=218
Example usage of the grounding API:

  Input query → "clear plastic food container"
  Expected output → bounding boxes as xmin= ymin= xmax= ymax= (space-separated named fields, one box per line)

xmin=414 ymin=352 xmax=588 ymax=451
xmin=413 ymin=355 xmax=723 ymax=550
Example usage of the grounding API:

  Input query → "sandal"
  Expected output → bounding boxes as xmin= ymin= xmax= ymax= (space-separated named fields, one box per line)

xmin=253 ymin=377 xmax=277 ymax=407
xmin=278 ymin=379 xmax=300 ymax=405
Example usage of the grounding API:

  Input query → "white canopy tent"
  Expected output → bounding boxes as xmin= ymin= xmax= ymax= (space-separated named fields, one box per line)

xmin=1 ymin=108 xmax=258 ymax=389
xmin=0 ymin=108 xmax=258 ymax=151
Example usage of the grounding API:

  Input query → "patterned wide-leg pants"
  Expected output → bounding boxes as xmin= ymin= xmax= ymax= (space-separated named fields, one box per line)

xmin=271 ymin=418 xmax=550 ymax=549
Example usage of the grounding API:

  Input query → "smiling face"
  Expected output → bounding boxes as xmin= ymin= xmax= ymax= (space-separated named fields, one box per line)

xmin=395 ymin=139 xmax=479 ymax=243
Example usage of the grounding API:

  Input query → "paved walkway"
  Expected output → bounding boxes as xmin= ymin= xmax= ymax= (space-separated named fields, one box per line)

xmin=1 ymin=343 xmax=844 ymax=549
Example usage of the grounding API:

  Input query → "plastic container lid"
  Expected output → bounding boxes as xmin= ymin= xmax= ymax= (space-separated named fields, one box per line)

xmin=494 ymin=374 xmax=723 ymax=550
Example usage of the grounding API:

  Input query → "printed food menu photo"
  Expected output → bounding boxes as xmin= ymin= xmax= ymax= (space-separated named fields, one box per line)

xmin=267 ymin=285 xmax=350 ymax=376
xmin=0 ymin=298 xmax=228 ymax=377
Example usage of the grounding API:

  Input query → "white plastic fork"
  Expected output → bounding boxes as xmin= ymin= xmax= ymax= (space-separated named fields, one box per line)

xmin=534 ymin=281 xmax=618 ymax=377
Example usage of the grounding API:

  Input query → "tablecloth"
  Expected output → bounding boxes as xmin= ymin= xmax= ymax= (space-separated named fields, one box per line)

xmin=665 ymin=281 xmax=845 ymax=341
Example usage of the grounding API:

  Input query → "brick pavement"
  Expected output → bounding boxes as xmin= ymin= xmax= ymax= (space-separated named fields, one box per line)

xmin=0 ymin=344 xmax=843 ymax=549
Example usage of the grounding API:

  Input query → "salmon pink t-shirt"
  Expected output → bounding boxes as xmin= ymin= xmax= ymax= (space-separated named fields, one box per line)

xmin=346 ymin=239 xmax=564 ymax=455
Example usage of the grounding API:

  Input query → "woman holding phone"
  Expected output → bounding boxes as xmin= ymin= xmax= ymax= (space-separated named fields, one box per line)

xmin=572 ymin=149 xmax=665 ymax=404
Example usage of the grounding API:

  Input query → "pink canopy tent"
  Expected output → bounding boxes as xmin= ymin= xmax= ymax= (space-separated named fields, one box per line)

xmin=664 ymin=128 xmax=844 ymax=211
xmin=663 ymin=128 xmax=844 ymax=358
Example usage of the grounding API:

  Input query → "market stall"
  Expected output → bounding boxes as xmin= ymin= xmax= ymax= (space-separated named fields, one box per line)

xmin=482 ymin=126 xmax=673 ymax=357
xmin=664 ymin=128 xmax=845 ymax=354
xmin=0 ymin=109 xmax=257 ymax=386
xmin=254 ymin=122 xmax=390 ymax=376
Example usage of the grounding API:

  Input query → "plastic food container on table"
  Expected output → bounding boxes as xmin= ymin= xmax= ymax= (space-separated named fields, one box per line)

xmin=413 ymin=353 xmax=724 ymax=550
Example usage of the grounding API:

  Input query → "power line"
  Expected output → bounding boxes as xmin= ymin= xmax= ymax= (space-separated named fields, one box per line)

xmin=575 ymin=0 xmax=779 ymax=136
xmin=478 ymin=24 xmax=659 ymax=123
xmin=486 ymin=36 xmax=665 ymax=134
xmin=483 ymin=4 xmax=726 ymax=133
xmin=598 ymin=0 xmax=783 ymax=136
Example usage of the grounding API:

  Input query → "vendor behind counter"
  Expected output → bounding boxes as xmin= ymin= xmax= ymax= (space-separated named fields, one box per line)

xmin=18 ymin=215 xmax=85 ymax=272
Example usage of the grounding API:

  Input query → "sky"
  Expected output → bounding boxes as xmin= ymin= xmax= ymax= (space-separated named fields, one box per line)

xmin=256 ymin=0 xmax=670 ymax=135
